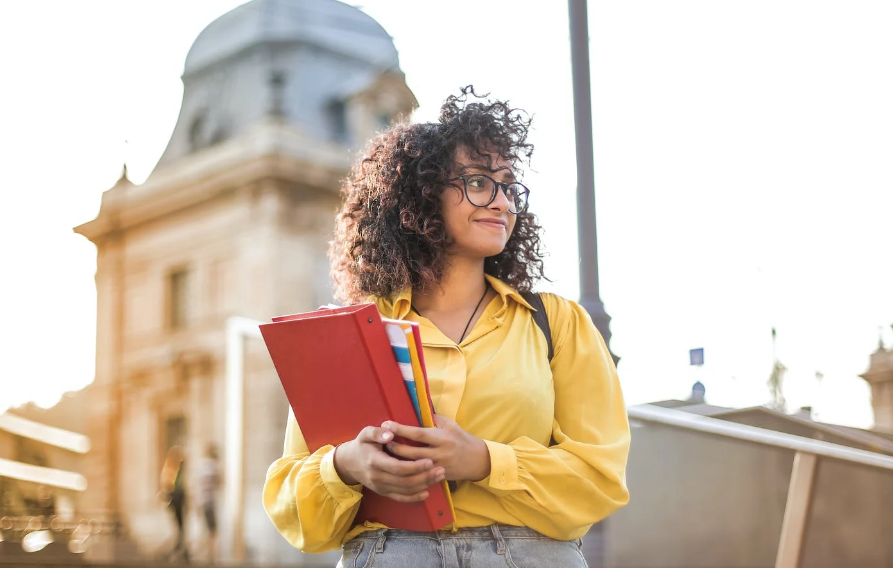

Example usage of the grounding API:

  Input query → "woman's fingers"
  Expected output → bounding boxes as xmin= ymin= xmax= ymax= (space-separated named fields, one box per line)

xmin=370 ymin=455 xmax=443 ymax=484
xmin=373 ymin=454 xmax=434 ymax=476
xmin=371 ymin=472 xmax=440 ymax=496
xmin=381 ymin=421 xmax=439 ymax=445
xmin=357 ymin=425 xmax=394 ymax=445
xmin=384 ymin=489 xmax=430 ymax=503
xmin=367 ymin=456 xmax=444 ymax=495
xmin=385 ymin=441 xmax=432 ymax=461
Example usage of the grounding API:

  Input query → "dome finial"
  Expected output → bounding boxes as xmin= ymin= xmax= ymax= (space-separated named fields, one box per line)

xmin=118 ymin=140 xmax=131 ymax=184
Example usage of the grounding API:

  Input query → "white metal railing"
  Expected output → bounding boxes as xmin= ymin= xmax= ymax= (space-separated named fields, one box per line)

xmin=627 ymin=403 xmax=893 ymax=568
xmin=0 ymin=457 xmax=87 ymax=491
xmin=627 ymin=404 xmax=893 ymax=471
xmin=0 ymin=412 xmax=90 ymax=454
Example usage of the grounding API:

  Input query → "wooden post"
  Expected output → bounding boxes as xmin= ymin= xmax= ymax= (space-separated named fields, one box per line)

xmin=775 ymin=451 xmax=818 ymax=568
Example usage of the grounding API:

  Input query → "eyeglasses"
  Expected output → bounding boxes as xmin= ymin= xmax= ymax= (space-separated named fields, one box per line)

xmin=447 ymin=174 xmax=530 ymax=214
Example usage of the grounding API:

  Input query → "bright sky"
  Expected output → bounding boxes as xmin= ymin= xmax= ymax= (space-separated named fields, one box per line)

xmin=1 ymin=1 xmax=891 ymax=428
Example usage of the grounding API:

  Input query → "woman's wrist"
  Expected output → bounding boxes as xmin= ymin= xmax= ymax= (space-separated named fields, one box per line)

xmin=469 ymin=437 xmax=491 ymax=482
xmin=333 ymin=441 xmax=360 ymax=485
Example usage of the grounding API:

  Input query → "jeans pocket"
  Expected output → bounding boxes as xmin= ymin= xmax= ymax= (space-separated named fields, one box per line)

xmin=340 ymin=539 xmax=374 ymax=568
xmin=504 ymin=538 xmax=587 ymax=568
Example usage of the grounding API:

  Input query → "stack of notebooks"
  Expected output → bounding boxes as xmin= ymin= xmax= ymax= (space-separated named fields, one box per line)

xmin=259 ymin=303 xmax=456 ymax=531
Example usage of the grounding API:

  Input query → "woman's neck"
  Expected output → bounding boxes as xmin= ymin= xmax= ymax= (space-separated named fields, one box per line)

xmin=412 ymin=257 xmax=487 ymax=314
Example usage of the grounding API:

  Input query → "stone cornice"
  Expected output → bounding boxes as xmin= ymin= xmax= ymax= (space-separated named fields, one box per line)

xmin=74 ymin=120 xmax=351 ymax=244
xmin=862 ymin=349 xmax=893 ymax=384
xmin=862 ymin=368 xmax=893 ymax=385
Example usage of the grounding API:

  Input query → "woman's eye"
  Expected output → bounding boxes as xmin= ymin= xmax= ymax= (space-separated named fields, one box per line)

xmin=467 ymin=177 xmax=488 ymax=189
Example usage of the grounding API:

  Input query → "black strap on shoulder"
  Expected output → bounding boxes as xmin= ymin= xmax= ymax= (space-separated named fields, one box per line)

xmin=521 ymin=291 xmax=553 ymax=363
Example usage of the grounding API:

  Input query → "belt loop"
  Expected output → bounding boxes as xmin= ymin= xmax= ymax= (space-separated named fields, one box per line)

xmin=490 ymin=524 xmax=506 ymax=555
xmin=375 ymin=529 xmax=387 ymax=553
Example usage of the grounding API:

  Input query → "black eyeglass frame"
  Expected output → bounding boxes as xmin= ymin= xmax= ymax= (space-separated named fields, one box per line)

xmin=447 ymin=174 xmax=531 ymax=214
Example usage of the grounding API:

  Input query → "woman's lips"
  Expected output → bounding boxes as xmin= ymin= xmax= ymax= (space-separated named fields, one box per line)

xmin=475 ymin=218 xmax=507 ymax=229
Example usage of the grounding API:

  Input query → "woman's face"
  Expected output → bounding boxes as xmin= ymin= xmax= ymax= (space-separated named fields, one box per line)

xmin=439 ymin=146 xmax=518 ymax=260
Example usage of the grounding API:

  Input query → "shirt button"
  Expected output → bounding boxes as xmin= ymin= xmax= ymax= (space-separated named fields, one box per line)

xmin=499 ymin=476 xmax=506 ymax=485
xmin=343 ymin=491 xmax=353 ymax=498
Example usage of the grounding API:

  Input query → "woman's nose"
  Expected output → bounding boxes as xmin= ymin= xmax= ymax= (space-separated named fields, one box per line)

xmin=488 ymin=185 xmax=511 ymax=210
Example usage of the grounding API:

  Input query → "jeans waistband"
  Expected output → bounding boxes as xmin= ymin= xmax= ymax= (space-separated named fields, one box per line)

xmin=353 ymin=524 xmax=552 ymax=541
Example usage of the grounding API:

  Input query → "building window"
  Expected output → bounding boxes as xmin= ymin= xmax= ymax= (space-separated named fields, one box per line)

xmin=376 ymin=112 xmax=392 ymax=130
xmin=329 ymin=100 xmax=348 ymax=143
xmin=168 ymin=268 xmax=191 ymax=330
xmin=164 ymin=415 xmax=187 ymax=452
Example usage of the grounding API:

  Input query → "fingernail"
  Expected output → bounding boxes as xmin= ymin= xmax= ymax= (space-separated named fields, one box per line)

xmin=386 ymin=442 xmax=394 ymax=450
xmin=419 ymin=491 xmax=429 ymax=500
xmin=382 ymin=431 xmax=393 ymax=441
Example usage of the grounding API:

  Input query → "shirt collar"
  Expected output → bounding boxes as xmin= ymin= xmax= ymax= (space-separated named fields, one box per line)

xmin=484 ymin=274 xmax=535 ymax=311
xmin=372 ymin=274 xmax=535 ymax=319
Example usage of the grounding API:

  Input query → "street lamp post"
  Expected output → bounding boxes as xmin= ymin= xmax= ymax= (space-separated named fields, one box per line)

xmin=568 ymin=0 xmax=618 ymax=364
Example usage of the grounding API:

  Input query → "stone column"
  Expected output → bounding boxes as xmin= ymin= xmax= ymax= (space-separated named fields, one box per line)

xmin=83 ymin=231 xmax=125 ymax=561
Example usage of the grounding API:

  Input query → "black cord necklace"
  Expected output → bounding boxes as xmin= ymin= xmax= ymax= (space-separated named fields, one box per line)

xmin=411 ymin=284 xmax=490 ymax=343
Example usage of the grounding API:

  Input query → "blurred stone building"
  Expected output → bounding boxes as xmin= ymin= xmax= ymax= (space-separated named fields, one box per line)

xmin=861 ymin=331 xmax=893 ymax=433
xmin=72 ymin=0 xmax=415 ymax=563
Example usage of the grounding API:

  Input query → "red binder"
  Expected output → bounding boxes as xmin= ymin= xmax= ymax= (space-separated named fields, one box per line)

xmin=259 ymin=303 xmax=454 ymax=531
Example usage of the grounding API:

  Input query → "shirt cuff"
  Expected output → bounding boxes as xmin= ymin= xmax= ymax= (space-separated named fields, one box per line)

xmin=320 ymin=447 xmax=364 ymax=504
xmin=473 ymin=440 xmax=521 ymax=492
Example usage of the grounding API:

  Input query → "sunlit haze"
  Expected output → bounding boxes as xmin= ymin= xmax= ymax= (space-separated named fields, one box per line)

xmin=1 ymin=1 xmax=891 ymax=428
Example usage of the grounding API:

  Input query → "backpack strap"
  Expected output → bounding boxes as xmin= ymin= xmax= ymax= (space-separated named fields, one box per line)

xmin=521 ymin=291 xmax=553 ymax=363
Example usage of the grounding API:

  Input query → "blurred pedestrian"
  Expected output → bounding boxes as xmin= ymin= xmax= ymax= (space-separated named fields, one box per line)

xmin=197 ymin=443 xmax=221 ymax=563
xmin=160 ymin=445 xmax=189 ymax=562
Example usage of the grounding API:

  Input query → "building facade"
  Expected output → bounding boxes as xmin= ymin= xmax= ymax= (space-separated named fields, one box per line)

xmin=861 ymin=333 xmax=893 ymax=432
xmin=73 ymin=0 xmax=415 ymax=563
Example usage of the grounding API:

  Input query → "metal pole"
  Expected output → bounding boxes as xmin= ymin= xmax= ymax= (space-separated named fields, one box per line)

xmin=568 ymin=0 xmax=618 ymax=364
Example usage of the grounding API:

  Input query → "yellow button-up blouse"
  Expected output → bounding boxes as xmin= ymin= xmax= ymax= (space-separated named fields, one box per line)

xmin=263 ymin=275 xmax=630 ymax=552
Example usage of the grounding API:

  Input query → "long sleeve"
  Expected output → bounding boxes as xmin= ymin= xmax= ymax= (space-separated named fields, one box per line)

xmin=471 ymin=294 xmax=630 ymax=539
xmin=262 ymin=410 xmax=364 ymax=552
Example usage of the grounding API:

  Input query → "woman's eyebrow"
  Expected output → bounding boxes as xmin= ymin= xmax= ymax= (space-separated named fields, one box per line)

xmin=456 ymin=164 xmax=517 ymax=180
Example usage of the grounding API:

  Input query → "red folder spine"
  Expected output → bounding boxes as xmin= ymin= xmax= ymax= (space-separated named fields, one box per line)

xmin=353 ymin=311 xmax=420 ymax=428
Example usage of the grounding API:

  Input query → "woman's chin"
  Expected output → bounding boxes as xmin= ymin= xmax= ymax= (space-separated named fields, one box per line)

xmin=477 ymin=244 xmax=509 ymax=259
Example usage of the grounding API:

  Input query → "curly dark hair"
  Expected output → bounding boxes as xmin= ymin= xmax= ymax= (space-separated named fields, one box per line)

xmin=329 ymin=86 xmax=548 ymax=303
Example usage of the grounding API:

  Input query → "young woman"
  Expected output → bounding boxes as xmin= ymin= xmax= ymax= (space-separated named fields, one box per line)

xmin=160 ymin=445 xmax=189 ymax=562
xmin=263 ymin=87 xmax=630 ymax=567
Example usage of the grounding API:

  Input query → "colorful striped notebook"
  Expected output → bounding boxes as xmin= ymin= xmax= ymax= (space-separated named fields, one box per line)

xmin=382 ymin=319 xmax=436 ymax=428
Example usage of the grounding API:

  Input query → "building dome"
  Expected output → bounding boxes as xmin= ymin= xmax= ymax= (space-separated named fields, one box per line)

xmin=184 ymin=0 xmax=398 ymax=76
xmin=150 ymin=0 xmax=412 ymax=176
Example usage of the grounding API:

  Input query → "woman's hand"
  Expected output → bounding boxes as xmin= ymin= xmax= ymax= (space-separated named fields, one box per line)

xmin=383 ymin=416 xmax=491 ymax=482
xmin=333 ymin=426 xmax=445 ymax=503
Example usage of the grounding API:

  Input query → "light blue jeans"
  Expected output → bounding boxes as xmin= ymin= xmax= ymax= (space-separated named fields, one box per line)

xmin=337 ymin=525 xmax=588 ymax=568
